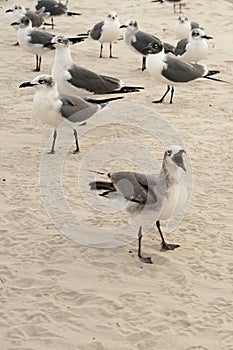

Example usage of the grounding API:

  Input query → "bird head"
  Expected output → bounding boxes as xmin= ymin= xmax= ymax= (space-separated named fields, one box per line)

xmin=106 ymin=11 xmax=118 ymax=21
xmin=120 ymin=20 xmax=138 ymax=31
xmin=191 ymin=28 xmax=213 ymax=40
xmin=142 ymin=40 xmax=163 ymax=55
xmin=163 ymin=145 xmax=186 ymax=172
xmin=6 ymin=3 xmax=24 ymax=13
xmin=19 ymin=74 xmax=56 ymax=90
xmin=11 ymin=15 xmax=31 ymax=28
xmin=178 ymin=14 xmax=188 ymax=23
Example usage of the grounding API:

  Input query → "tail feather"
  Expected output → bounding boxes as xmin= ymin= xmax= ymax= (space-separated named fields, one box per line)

xmin=85 ymin=96 xmax=124 ymax=105
xmin=66 ymin=11 xmax=81 ymax=16
xmin=89 ymin=181 xmax=115 ymax=191
xmin=204 ymin=71 xmax=228 ymax=83
xmin=107 ymin=86 xmax=144 ymax=94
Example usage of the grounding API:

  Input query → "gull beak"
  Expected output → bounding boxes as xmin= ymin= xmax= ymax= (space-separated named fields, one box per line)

xmin=120 ymin=24 xmax=127 ymax=29
xmin=5 ymin=9 xmax=13 ymax=13
xmin=172 ymin=150 xmax=186 ymax=172
xmin=11 ymin=21 xmax=20 ymax=26
xmin=19 ymin=82 xmax=36 ymax=88
xmin=43 ymin=41 xmax=55 ymax=48
xmin=201 ymin=35 xmax=213 ymax=40
xmin=68 ymin=36 xmax=87 ymax=44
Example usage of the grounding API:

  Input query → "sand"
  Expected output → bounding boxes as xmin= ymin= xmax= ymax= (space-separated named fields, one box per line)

xmin=1 ymin=0 xmax=233 ymax=349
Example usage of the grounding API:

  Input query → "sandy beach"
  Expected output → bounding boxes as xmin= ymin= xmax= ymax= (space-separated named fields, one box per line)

xmin=1 ymin=0 xmax=233 ymax=349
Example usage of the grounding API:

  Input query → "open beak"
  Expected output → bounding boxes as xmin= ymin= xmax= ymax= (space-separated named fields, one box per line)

xmin=201 ymin=35 xmax=213 ymax=40
xmin=172 ymin=150 xmax=186 ymax=172
xmin=19 ymin=82 xmax=36 ymax=88
xmin=120 ymin=24 xmax=127 ymax=29
xmin=5 ymin=9 xmax=13 ymax=13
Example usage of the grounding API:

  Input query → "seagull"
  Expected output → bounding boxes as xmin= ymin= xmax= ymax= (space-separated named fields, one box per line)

xmin=19 ymin=74 xmax=124 ymax=154
xmin=46 ymin=35 xmax=144 ymax=97
xmin=120 ymin=20 xmax=174 ymax=71
xmin=5 ymin=3 xmax=51 ymax=28
xmin=34 ymin=0 xmax=81 ymax=29
xmin=11 ymin=16 xmax=86 ymax=71
xmin=174 ymin=28 xmax=213 ymax=63
xmin=175 ymin=14 xmax=200 ymax=40
xmin=142 ymin=41 xmax=224 ymax=104
xmin=89 ymin=144 xmax=187 ymax=263
xmin=89 ymin=11 xmax=121 ymax=58
xmin=151 ymin=0 xmax=185 ymax=14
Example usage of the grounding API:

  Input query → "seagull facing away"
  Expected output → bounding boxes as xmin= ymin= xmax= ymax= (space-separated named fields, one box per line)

xmin=89 ymin=11 xmax=121 ymax=58
xmin=151 ymin=0 xmax=184 ymax=14
xmin=19 ymin=74 xmax=124 ymax=154
xmin=120 ymin=20 xmax=174 ymax=71
xmin=5 ymin=3 xmax=51 ymax=28
xmin=47 ymin=35 xmax=144 ymax=97
xmin=174 ymin=28 xmax=213 ymax=63
xmin=89 ymin=145 xmax=187 ymax=263
xmin=175 ymin=14 xmax=200 ymax=40
xmin=142 ymin=41 xmax=223 ymax=104
xmin=34 ymin=0 xmax=81 ymax=29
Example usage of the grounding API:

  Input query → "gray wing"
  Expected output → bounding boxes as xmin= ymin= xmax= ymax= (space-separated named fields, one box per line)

xmin=26 ymin=10 xmax=45 ymax=27
xmin=29 ymin=29 xmax=54 ymax=44
xmin=60 ymin=94 xmax=99 ymax=123
xmin=132 ymin=31 xmax=161 ymax=54
xmin=163 ymin=56 xmax=206 ymax=82
xmin=191 ymin=21 xmax=200 ymax=29
xmin=68 ymin=64 xmax=121 ymax=94
xmin=35 ymin=0 xmax=67 ymax=15
xmin=174 ymin=38 xmax=188 ymax=56
xmin=111 ymin=171 xmax=157 ymax=205
xmin=90 ymin=21 xmax=104 ymax=40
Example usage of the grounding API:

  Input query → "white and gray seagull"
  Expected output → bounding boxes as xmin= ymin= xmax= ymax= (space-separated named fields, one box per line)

xmin=120 ymin=20 xmax=174 ymax=71
xmin=34 ymin=0 xmax=81 ymax=29
xmin=6 ymin=3 xmax=51 ymax=29
xmin=46 ymin=35 xmax=144 ymax=97
xmin=89 ymin=11 xmax=121 ymax=58
xmin=11 ymin=15 xmax=87 ymax=71
xmin=174 ymin=28 xmax=213 ymax=63
xmin=19 ymin=74 xmax=124 ymax=154
xmin=142 ymin=40 xmax=224 ymax=104
xmin=175 ymin=13 xmax=200 ymax=40
xmin=89 ymin=144 xmax=187 ymax=263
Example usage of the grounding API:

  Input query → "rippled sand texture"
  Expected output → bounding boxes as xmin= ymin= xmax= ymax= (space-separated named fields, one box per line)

xmin=1 ymin=0 xmax=233 ymax=349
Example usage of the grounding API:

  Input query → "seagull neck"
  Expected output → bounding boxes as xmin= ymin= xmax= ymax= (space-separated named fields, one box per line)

xmin=54 ymin=46 xmax=73 ymax=66
xmin=161 ymin=161 xmax=180 ymax=187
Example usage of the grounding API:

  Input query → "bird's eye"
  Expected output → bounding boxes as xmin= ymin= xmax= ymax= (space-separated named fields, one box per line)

xmin=58 ymin=38 xmax=62 ymax=43
xmin=107 ymin=14 xmax=111 ymax=18
xmin=38 ymin=79 xmax=45 ymax=84
xmin=167 ymin=150 xmax=172 ymax=156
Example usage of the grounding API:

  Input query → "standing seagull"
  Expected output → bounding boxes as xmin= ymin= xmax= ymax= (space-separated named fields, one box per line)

xmin=6 ymin=3 xmax=51 ymax=28
xmin=174 ymin=28 xmax=213 ymax=63
xmin=34 ymin=0 xmax=81 ymax=29
xmin=89 ymin=145 xmax=187 ymax=263
xmin=19 ymin=74 xmax=124 ymax=154
xmin=89 ymin=11 xmax=121 ymax=58
xmin=120 ymin=20 xmax=174 ymax=71
xmin=175 ymin=14 xmax=200 ymax=40
xmin=47 ymin=35 xmax=144 ymax=96
xmin=142 ymin=41 xmax=223 ymax=104
xmin=151 ymin=0 xmax=185 ymax=14
xmin=11 ymin=16 xmax=86 ymax=71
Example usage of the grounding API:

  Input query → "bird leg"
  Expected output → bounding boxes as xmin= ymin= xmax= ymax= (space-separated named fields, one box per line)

xmin=152 ymin=85 xmax=170 ymax=104
xmin=142 ymin=57 xmax=146 ymax=71
xmin=109 ymin=43 xmax=113 ymax=58
xmin=137 ymin=226 xmax=153 ymax=264
xmin=73 ymin=129 xmax=80 ymax=153
xmin=51 ymin=17 xmax=54 ymax=30
xmin=99 ymin=44 xmax=103 ymax=58
xmin=34 ymin=55 xmax=41 ymax=72
xmin=156 ymin=221 xmax=180 ymax=252
xmin=169 ymin=86 xmax=175 ymax=104
xmin=48 ymin=129 xmax=57 ymax=154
